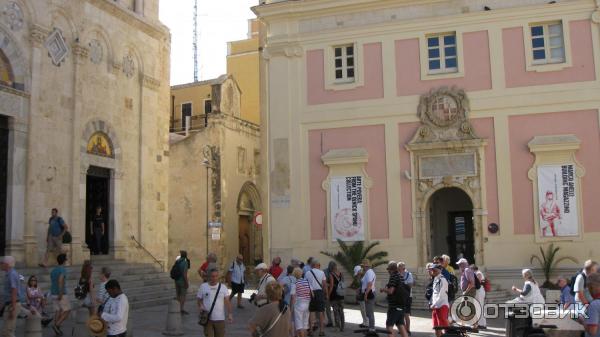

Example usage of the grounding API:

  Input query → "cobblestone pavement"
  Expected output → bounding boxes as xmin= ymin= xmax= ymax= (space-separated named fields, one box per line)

xmin=22 ymin=291 xmax=506 ymax=337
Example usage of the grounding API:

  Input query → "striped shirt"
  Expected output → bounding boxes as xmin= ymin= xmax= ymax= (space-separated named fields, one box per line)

xmin=291 ymin=278 xmax=311 ymax=301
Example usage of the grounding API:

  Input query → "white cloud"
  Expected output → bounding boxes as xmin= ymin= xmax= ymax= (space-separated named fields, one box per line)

xmin=159 ymin=0 xmax=257 ymax=85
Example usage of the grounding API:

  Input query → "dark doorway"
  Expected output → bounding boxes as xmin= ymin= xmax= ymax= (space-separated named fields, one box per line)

xmin=86 ymin=166 xmax=110 ymax=255
xmin=429 ymin=187 xmax=475 ymax=264
xmin=0 ymin=116 xmax=8 ymax=256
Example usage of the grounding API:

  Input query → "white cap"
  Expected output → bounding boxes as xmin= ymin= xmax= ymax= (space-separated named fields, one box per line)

xmin=456 ymin=258 xmax=469 ymax=266
xmin=353 ymin=265 xmax=362 ymax=276
xmin=255 ymin=262 xmax=268 ymax=270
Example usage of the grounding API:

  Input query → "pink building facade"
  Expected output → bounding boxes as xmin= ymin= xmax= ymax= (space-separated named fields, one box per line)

xmin=254 ymin=0 xmax=600 ymax=277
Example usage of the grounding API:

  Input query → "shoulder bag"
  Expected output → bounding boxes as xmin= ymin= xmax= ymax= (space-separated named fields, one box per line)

xmin=252 ymin=305 xmax=288 ymax=337
xmin=198 ymin=283 xmax=222 ymax=326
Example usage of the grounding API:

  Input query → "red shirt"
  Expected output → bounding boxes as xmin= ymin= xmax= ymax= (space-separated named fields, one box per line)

xmin=269 ymin=265 xmax=283 ymax=280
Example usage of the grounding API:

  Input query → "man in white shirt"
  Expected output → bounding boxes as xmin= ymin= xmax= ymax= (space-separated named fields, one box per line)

xmin=305 ymin=259 xmax=328 ymax=337
xmin=361 ymin=259 xmax=376 ymax=333
xmin=429 ymin=264 xmax=449 ymax=337
xmin=252 ymin=263 xmax=275 ymax=307
xmin=197 ymin=269 xmax=232 ymax=337
xmin=575 ymin=260 xmax=599 ymax=305
xmin=101 ymin=280 xmax=129 ymax=337
xmin=226 ymin=254 xmax=246 ymax=309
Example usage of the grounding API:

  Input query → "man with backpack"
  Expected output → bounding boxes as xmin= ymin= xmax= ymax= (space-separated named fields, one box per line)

xmin=380 ymin=262 xmax=409 ymax=337
xmin=170 ymin=250 xmax=190 ymax=314
xmin=39 ymin=208 xmax=69 ymax=268
xmin=398 ymin=262 xmax=414 ymax=335
xmin=573 ymin=260 xmax=599 ymax=305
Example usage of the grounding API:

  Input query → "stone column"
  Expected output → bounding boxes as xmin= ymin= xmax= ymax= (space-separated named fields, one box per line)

xmin=110 ymin=169 xmax=127 ymax=259
xmin=23 ymin=25 xmax=49 ymax=266
xmin=134 ymin=0 xmax=144 ymax=14
xmin=5 ymin=117 xmax=28 ymax=261
xmin=69 ymin=43 xmax=90 ymax=266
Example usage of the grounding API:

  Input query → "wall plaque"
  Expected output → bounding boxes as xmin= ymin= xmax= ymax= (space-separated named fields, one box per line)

xmin=419 ymin=153 xmax=476 ymax=179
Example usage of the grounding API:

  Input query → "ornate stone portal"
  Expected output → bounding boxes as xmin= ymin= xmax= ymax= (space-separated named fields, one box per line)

xmin=406 ymin=86 xmax=488 ymax=266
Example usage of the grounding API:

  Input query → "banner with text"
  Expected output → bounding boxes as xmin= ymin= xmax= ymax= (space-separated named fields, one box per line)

xmin=537 ymin=164 xmax=579 ymax=237
xmin=330 ymin=176 xmax=365 ymax=241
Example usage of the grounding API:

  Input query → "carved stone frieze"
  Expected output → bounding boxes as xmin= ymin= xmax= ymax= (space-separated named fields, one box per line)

xmin=141 ymin=74 xmax=160 ymax=90
xmin=44 ymin=28 xmax=69 ymax=66
xmin=30 ymin=24 xmax=49 ymax=46
xmin=2 ymin=2 xmax=24 ymax=31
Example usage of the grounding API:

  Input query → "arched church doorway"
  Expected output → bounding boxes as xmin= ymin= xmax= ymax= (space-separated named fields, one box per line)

xmin=86 ymin=166 xmax=110 ymax=255
xmin=428 ymin=187 xmax=475 ymax=264
xmin=0 ymin=116 xmax=8 ymax=256
xmin=237 ymin=182 xmax=262 ymax=266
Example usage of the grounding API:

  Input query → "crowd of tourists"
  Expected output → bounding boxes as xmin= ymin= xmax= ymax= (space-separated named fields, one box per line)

xmin=0 ymin=254 xmax=129 ymax=337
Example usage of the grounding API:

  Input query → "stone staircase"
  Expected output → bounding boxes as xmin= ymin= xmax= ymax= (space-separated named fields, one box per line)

xmin=9 ymin=256 xmax=183 ymax=310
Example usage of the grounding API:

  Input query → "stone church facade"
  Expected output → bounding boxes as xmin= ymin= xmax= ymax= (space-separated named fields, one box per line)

xmin=0 ymin=0 xmax=170 ymax=266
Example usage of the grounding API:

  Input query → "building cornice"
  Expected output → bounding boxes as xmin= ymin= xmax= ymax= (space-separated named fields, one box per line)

xmin=87 ymin=0 xmax=169 ymax=39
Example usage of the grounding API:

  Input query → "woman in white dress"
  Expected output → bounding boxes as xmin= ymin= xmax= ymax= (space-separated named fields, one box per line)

xmin=510 ymin=269 xmax=545 ymax=304
xmin=471 ymin=265 xmax=487 ymax=329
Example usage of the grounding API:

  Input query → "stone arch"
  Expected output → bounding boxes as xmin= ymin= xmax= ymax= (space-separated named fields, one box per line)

xmin=237 ymin=181 xmax=262 ymax=214
xmin=11 ymin=0 xmax=36 ymax=25
xmin=50 ymin=7 xmax=77 ymax=42
xmin=119 ymin=43 xmax=144 ymax=78
xmin=80 ymin=25 xmax=114 ymax=68
xmin=0 ymin=25 xmax=29 ymax=91
xmin=419 ymin=182 xmax=479 ymax=212
xmin=0 ymin=49 xmax=14 ymax=86
xmin=81 ymin=118 xmax=122 ymax=161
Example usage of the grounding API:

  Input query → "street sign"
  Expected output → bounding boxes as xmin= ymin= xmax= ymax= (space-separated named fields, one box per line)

xmin=211 ymin=227 xmax=221 ymax=240
xmin=208 ymin=222 xmax=222 ymax=228
xmin=254 ymin=212 xmax=263 ymax=226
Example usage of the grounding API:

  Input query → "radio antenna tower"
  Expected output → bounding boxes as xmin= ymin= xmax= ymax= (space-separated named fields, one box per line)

xmin=193 ymin=0 xmax=199 ymax=82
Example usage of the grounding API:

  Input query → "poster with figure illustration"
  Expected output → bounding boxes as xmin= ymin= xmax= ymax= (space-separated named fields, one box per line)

xmin=330 ymin=176 xmax=365 ymax=241
xmin=537 ymin=165 xmax=578 ymax=237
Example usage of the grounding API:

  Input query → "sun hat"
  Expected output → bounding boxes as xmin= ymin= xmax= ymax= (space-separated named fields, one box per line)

xmin=456 ymin=258 xmax=469 ymax=266
xmin=255 ymin=262 xmax=268 ymax=270
xmin=87 ymin=315 xmax=107 ymax=337
xmin=353 ymin=265 xmax=362 ymax=276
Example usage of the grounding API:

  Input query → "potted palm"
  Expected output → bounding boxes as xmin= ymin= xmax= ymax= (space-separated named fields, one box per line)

xmin=530 ymin=243 xmax=578 ymax=293
xmin=321 ymin=239 xmax=388 ymax=304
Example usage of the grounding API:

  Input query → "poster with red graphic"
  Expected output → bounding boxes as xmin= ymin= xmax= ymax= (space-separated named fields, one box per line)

xmin=330 ymin=176 xmax=365 ymax=241
xmin=537 ymin=165 xmax=579 ymax=237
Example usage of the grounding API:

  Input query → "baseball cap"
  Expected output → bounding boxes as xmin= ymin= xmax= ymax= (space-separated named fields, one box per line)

xmin=353 ymin=265 xmax=362 ymax=276
xmin=255 ymin=262 xmax=268 ymax=270
xmin=456 ymin=258 xmax=469 ymax=266
xmin=428 ymin=263 xmax=443 ymax=270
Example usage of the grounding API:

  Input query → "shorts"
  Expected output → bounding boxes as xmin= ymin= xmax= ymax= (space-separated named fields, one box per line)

xmin=432 ymin=305 xmax=449 ymax=328
xmin=231 ymin=282 xmax=245 ymax=295
xmin=405 ymin=297 xmax=412 ymax=314
xmin=309 ymin=290 xmax=325 ymax=312
xmin=294 ymin=299 xmax=310 ymax=330
xmin=386 ymin=307 xmax=405 ymax=327
xmin=52 ymin=295 xmax=71 ymax=312
xmin=47 ymin=236 xmax=63 ymax=253
xmin=175 ymin=282 xmax=188 ymax=297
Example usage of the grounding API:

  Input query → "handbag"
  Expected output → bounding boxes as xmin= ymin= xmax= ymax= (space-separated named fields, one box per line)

xmin=62 ymin=231 xmax=72 ymax=244
xmin=198 ymin=283 xmax=221 ymax=326
xmin=332 ymin=273 xmax=345 ymax=297
xmin=252 ymin=305 xmax=288 ymax=337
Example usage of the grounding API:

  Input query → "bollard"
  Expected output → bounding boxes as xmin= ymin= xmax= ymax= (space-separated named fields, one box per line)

xmin=74 ymin=307 xmax=90 ymax=337
xmin=25 ymin=314 xmax=42 ymax=337
xmin=162 ymin=300 xmax=184 ymax=336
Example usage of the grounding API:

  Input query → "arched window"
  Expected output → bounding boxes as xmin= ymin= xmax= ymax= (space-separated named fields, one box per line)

xmin=0 ymin=49 xmax=14 ymax=88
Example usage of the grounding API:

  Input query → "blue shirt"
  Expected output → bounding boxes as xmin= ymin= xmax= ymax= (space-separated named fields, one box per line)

xmin=48 ymin=216 xmax=65 ymax=237
xmin=560 ymin=285 xmax=575 ymax=305
xmin=50 ymin=266 xmax=67 ymax=295
xmin=3 ymin=269 xmax=19 ymax=303
xmin=585 ymin=299 xmax=600 ymax=337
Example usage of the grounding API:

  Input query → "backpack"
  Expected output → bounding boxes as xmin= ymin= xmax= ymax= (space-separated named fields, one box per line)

xmin=332 ymin=273 xmax=345 ymax=297
xmin=74 ymin=278 xmax=89 ymax=300
xmin=569 ymin=270 xmax=586 ymax=297
xmin=447 ymin=274 xmax=458 ymax=301
xmin=170 ymin=259 xmax=183 ymax=280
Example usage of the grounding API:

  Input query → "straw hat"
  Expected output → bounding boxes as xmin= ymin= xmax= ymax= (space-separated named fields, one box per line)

xmin=87 ymin=315 xmax=107 ymax=337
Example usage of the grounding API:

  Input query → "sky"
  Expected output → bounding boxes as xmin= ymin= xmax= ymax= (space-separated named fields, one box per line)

xmin=159 ymin=0 xmax=257 ymax=85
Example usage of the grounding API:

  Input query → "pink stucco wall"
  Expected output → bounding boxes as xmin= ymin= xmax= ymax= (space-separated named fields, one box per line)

xmin=306 ymin=43 xmax=384 ymax=105
xmin=509 ymin=110 xmax=600 ymax=234
xmin=503 ymin=20 xmax=595 ymax=88
xmin=471 ymin=118 xmax=499 ymax=227
xmin=395 ymin=31 xmax=492 ymax=96
xmin=308 ymin=125 xmax=389 ymax=240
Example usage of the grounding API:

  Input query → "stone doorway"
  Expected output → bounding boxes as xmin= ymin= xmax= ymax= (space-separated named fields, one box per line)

xmin=237 ymin=182 xmax=263 ymax=266
xmin=0 ymin=116 xmax=7 ymax=256
xmin=428 ymin=187 xmax=475 ymax=264
xmin=86 ymin=166 xmax=110 ymax=255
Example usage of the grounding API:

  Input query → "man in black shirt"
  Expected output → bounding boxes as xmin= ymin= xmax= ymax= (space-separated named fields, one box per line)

xmin=380 ymin=262 xmax=409 ymax=337
xmin=90 ymin=206 xmax=105 ymax=255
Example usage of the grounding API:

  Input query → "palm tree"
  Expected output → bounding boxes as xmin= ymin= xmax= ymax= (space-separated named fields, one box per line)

xmin=530 ymin=243 xmax=578 ymax=289
xmin=321 ymin=239 xmax=388 ymax=288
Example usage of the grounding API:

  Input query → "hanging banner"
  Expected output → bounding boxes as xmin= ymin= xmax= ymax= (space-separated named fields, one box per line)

xmin=330 ymin=176 xmax=365 ymax=241
xmin=537 ymin=164 xmax=579 ymax=237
